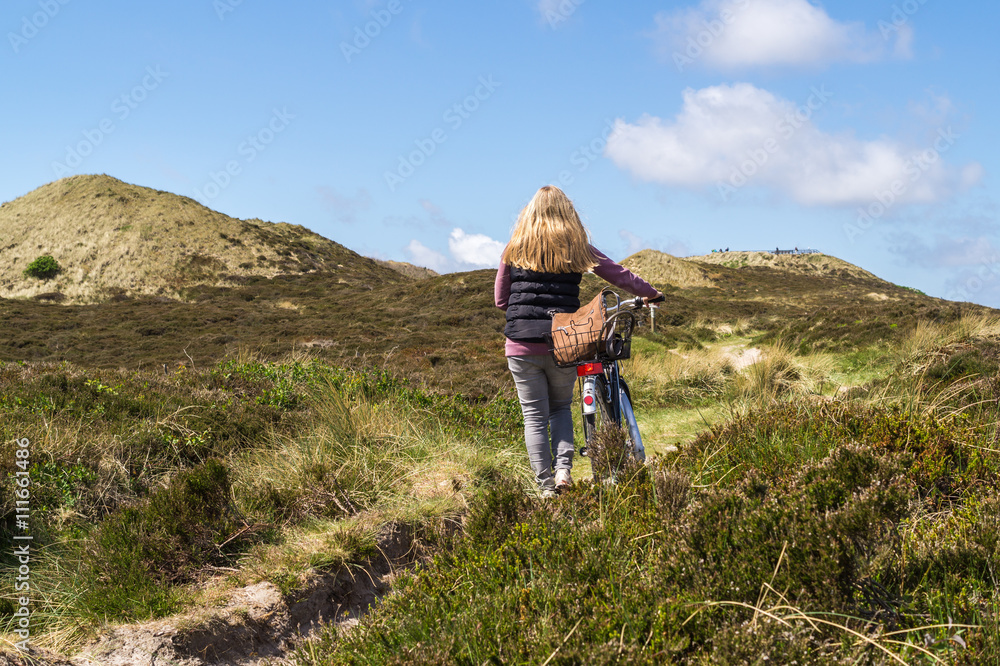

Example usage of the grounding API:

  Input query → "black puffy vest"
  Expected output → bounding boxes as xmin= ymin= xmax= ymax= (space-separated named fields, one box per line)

xmin=503 ymin=266 xmax=582 ymax=343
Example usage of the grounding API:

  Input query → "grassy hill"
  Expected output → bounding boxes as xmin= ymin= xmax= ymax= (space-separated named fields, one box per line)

xmin=692 ymin=249 xmax=881 ymax=281
xmin=373 ymin=259 xmax=438 ymax=280
xmin=3 ymin=177 xmax=1000 ymax=664
xmin=0 ymin=243 xmax=983 ymax=400
xmin=0 ymin=175 xmax=402 ymax=303
xmin=620 ymin=249 xmax=718 ymax=290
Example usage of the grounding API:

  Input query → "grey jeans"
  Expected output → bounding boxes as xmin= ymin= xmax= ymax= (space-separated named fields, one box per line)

xmin=507 ymin=355 xmax=577 ymax=490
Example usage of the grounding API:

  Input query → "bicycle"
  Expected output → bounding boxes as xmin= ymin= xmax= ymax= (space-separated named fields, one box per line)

xmin=549 ymin=290 xmax=664 ymax=476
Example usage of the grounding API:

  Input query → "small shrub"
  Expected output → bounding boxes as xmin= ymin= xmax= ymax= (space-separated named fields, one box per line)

xmin=652 ymin=465 xmax=691 ymax=516
xmin=23 ymin=255 xmax=61 ymax=279
xmin=926 ymin=349 xmax=998 ymax=383
xmin=463 ymin=472 xmax=531 ymax=545
xmin=588 ymin=423 xmax=639 ymax=482
xmin=79 ymin=459 xmax=245 ymax=621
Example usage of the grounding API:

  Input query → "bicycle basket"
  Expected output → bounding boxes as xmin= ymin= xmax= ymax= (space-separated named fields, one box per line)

xmin=548 ymin=289 xmax=636 ymax=367
xmin=548 ymin=290 xmax=607 ymax=367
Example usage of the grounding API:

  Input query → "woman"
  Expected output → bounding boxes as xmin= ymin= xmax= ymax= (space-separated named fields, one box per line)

xmin=495 ymin=186 xmax=662 ymax=497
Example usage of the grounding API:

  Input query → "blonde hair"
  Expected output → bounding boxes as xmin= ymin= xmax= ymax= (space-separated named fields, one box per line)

xmin=502 ymin=186 xmax=598 ymax=273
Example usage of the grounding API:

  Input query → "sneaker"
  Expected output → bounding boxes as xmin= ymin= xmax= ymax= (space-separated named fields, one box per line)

xmin=554 ymin=468 xmax=573 ymax=491
xmin=540 ymin=488 xmax=557 ymax=499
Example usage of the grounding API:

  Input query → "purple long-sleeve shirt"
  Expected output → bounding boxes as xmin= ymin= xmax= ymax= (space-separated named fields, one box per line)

xmin=494 ymin=246 xmax=659 ymax=357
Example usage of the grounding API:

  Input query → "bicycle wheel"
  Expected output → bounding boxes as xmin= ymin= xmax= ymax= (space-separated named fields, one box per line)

xmin=618 ymin=379 xmax=646 ymax=464
xmin=583 ymin=376 xmax=645 ymax=478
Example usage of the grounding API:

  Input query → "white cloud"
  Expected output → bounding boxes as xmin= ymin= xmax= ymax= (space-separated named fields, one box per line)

xmin=890 ymin=234 xmax=1000 ymax=269
xmin=651 ymin=0 xmax=901 ymax=70
xmin=620 ymin=230 xmax=647 ymax=255
xmin=404 ymin=239 xmax=449 ymax=273
xmin=893 ymin=23 xmax=915 ymax=59
xmin=604 ymin=83 xmax=980 ymax=207
xmin=888 ymin=233 xmax=1000 ymax=306
xmin=404 ymin=228 xmax=505 ymax=272
xmin=619 ymin=229 xmax=693 ymax=258
xmin=448 ymin=228 xmax=504 ymax=268
xmin=908 ymin=91 xmax=956 ymax=128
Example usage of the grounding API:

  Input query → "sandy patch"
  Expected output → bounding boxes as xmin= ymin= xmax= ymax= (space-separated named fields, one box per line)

xmin=727 ymin=347 xmax=762 ymax=371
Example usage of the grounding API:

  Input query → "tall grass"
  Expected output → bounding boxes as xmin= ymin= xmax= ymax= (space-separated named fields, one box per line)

xmin=624 ymin=340 xmax=730 ymax=405
xmin=896 ymin=313 xmax=1000 ymax=365
xmin=299 ymin=399 xmax=1000 ymax=663
xmin=627 ymin=336 xmax=836 ymax=412
xmin=0 ymin=357 xmax=525 ymax=652
xmin=232 ymin=375 xmax=524 ymax=525
xmin=728 ymin=342 xmax=836 ymax=410
xmin=865 ymin=312 xmax=1000 ymax=419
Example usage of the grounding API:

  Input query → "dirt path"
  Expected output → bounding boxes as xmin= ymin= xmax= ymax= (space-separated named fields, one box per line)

xmin=2 ymin=524 xmax=416 ymax=666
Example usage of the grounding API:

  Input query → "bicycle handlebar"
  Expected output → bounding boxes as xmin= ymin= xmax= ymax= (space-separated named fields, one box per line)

xmin=607 ymin=293 xmax=665 ymax=313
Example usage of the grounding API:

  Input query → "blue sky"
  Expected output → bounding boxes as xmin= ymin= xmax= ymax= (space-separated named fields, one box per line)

xmin=3 ymin=0 xmax=999 ymax=306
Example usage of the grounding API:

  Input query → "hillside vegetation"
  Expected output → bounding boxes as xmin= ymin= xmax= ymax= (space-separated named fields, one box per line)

xmin=0 ymin=175 xmax=400 ymax=303
xmin=693 ymin=249 xmax=881 ymax=281
xmin=620 ymin=249 xmax=717 ymax=290
xmin=2 ymin=176 xmax=1000 ymax=664
xmin=373 ymin=259 xmax=439 ymax=280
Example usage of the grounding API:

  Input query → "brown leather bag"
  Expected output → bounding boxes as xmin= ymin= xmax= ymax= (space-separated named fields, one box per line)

xmin=548 ymin=289 xmax=609 ymax=366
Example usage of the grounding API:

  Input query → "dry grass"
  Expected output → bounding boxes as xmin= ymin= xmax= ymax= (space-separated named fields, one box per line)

xmin=229 ymin=375 xmax=523 ymax=576
xmin=625 ymin=334 xmax=838 ymax=416
xmin=624 ymin=343 xmax=730 ymax=405
xmin=0 ymin=174 xmax=401 ymax=303
xmin=627 ymin=343 xmax=731 ymax=385
xmin=856 ymin=312 xmax=1000 ymax=418
xmin=730 ymin=342 xmax=836 ymax=409
xmin=892 ymin=313 xmax=1000 ymax=374
xmin=692 ymin=250 xmax=881 ymax=281
xmin=374 ymin=259 xmax=439 ymax=280
xmin=620 ymin=249 xmax=717 ymax=290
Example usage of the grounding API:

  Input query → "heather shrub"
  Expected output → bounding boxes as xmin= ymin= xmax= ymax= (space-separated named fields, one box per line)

xmin=23 ymin=254 xmax=61 ymax=279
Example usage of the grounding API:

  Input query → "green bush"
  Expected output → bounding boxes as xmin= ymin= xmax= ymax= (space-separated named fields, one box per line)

xmin=78 ymin=459 xmax=245 ymax=621
xmin=23 ymin=254 xmax=62 ymax=279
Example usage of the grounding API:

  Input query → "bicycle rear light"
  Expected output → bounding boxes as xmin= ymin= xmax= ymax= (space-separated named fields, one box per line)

xmin=577 ymin=362 xmax=603 ymax=377
xmin=581 ymin=377 xmax=597 ymax=415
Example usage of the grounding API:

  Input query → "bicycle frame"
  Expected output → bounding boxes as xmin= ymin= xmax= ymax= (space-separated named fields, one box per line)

xmin=577 ymin=289 xmax=636 ymax=426
xmin=577 ymin=361 xmax=621 ymax=424
xmin=573 ymin=289 xmax=660 ymax=465
xmin=578 ymin=359 xmax=646 ymax=462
